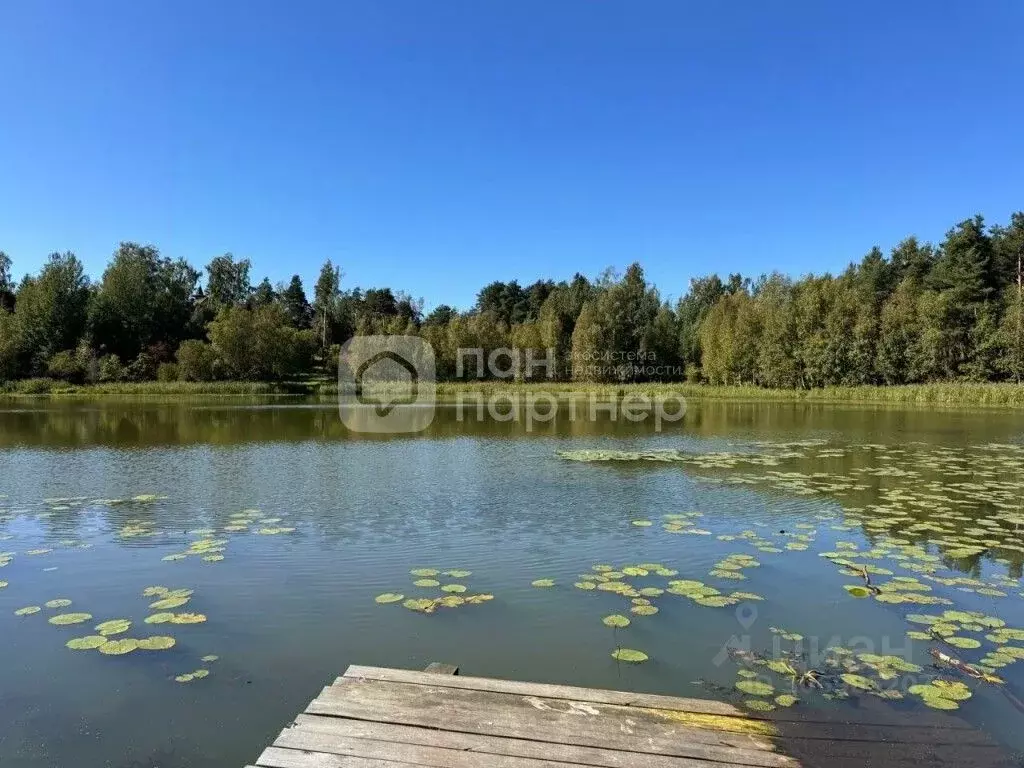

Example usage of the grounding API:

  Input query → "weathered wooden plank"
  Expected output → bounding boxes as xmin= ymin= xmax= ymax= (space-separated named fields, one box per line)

xmin=321 ymin=677 xmax=992 ymax=747
xmin=288 ymin=720 xmax=1007 ymax=768
xmin=423 ymin=662 xmax=459 ymax=675
xmin=290 ymin=715 xmax=757 ymax=768
xmin=338 ymin=665 xmax=965 ymax=730
xmin=274 ymin=727 xmax=743 ymax=768
xmin=256 ymin=747 xmax=418 ymax=767
xmin=308 ymin=681 xmax=797 ymax=768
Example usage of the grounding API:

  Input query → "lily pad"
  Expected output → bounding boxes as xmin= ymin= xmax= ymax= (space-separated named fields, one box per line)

xmin=374 ymin=593 xmax=404 ymax=604
xmin=137 ymin=636 xmax=177 ymax=650
xmin=631 ymin=605 xmax=659 ymax=616
xmin=66 ymin=635 xmax=107 ymax=650
xmin=169 ymin=613 xmax=207 ymax=624
xmin=45 ymin=599 xmax=73 ymax=609
xmin=611 ymin=648 xmax=648 ymax=663
xmin=98 ymin=639 xmax=139 ymax=655
xmin=95 ymin=619 xmax=132 ymax=636
xmin=602 ymin=614 xmax=631 ymax=628
xmin=48 ymin=613 xmax=92 ymax=626
xmin=840 ymin=674 xmax=878 ymax=691
xmin=531 ymin=579 xmax=555 ymax=588
xmin=735 ymin=680 xmax=774 ymax=696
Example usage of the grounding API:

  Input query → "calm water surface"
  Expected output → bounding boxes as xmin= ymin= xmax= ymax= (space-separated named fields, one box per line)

xmin=1 ymin=398 xmax=1023 ymax=767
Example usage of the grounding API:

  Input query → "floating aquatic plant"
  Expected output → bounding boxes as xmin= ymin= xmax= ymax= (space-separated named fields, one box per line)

xmin=66 ymin=635 xmax=107 ymax=650
xmin=99 ymin=639 xmax=139 ymax=655
xmin=48 ymin=613 xmax=92 ymax=626
xmin=611 ymin=648 xmax=648 ymax=663
xmin=137 ymin=636 xmax=176 ymax=651
xmin=95 ymin=619 xmax=131 ymax=636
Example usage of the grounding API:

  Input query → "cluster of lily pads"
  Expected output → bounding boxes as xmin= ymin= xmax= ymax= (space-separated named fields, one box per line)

xmin=723 ymin=632 xmax=985 ymax=712
xmin=558 ymin=439 xmax=1024 ymax=716
xmin=533 ymin=560 xmax=766 ymax=664
xmin=375 ymin=568 xmax=494 ymax=613
xmin=12 ymin=585 xmax=217 ymax=682
xmin=162 ymin=510 xmax=295 ymax=564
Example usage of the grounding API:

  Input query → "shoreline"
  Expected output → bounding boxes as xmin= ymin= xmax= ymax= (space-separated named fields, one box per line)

xmin=2 ymin=379 xmax=1024 ymax=407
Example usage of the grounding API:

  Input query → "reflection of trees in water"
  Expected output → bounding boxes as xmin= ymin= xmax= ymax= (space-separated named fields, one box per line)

xmin=4 ymin=399 xmax=1024 ymax=449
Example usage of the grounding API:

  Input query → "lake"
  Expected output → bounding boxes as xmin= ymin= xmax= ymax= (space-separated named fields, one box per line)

xmin=2 ymin=397 xmax=1024 ymax=767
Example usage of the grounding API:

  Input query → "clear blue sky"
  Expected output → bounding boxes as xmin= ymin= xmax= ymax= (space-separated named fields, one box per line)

xmin=1 ymin=1 xmax=1022 ymax=310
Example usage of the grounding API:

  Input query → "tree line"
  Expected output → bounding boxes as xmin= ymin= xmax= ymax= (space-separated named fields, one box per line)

xmin=0 ymin=212 xmax=1022 ymax=387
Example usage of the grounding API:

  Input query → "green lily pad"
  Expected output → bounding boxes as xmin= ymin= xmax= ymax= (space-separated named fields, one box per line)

xmin=611 ymin=648 xmax=648 ymax=663
xmin=735 ymin=680 xmax=774 ymax=696
xmin=15 ymin=606 xmax=41 ymax=616
xmin=95 ymin=619 xmax=132 ymax=636
xmin=150 ymin=597 xmax=189 ymax=610
xmin=602 ymin=614 xmax=631 ymax=628
xmin=413 ymin=579 xmax=440 ymax=587
xmin=45 ymin=599 xmax=72 ymax=609
xmin=631 ymin=605 xmax=659 ymax=616
xmin=840 ymin=674 xmax=878 ymax=691
xmin=137 ymin=636 xmax=176 ymax=650
xmin=169 ymin=612 xmax=206 ymax=624
xmin=440 ymin=584 xmax=467 ymax=593
xmin=531 ymin=579 xmax=555 ymax=588
xmin=374 ymin=593 xmax=404 ymax=604
xmin=66 ymin=635 xmax=107 ymax=650
xmin=48 ymin=613 xmax=92 ymax=626
xmin=99 ymin=639 xmax=139 ymax=655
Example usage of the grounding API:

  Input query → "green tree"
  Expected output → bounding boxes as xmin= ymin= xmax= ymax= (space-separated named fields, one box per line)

xmin=176 ymin=339 xmax=219 ymax=381
xmin=280 ymin=275 xmax=311 ymax=328
xmin=250 ymin=277 xmax=276 ymax=308
xmin=0 ymin=251 xmax=14 ymax=311
xmin=89 ymin=243 xmax=199 ymax=360
xmin=205 ymin=253 xmax=251 ymax=308
xmin=755 ymin=274 xmax=798 ymax=388
xmin=9 ymin=252 xmax=90 ymax=376
xmin=313 ymin=260 xmax=342 ymax=350
xmin=208 ymin=304 xmax=315 ymax=380
xmin=877 ymin=278 xmax=923 ymax=384
xmin=677 ymin=275 xmax=725 ymax=370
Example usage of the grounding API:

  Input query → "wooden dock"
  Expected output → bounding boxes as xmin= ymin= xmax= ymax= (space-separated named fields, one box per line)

xmin=249 ymin=664 xmax=1015 ymax=768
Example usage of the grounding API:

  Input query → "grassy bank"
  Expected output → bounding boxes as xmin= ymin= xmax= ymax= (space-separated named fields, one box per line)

xmin=0 ymin=378 xmax=301 ymax=396
xmin=3 ymin=378 xmax=1024 ymax=407
xmin=429 ymin=381 xmax=1024 ymax=407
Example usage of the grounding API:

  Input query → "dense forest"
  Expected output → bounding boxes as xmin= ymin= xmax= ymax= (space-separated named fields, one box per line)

xmin=1 ymin=212 xmax=1022 ymax=387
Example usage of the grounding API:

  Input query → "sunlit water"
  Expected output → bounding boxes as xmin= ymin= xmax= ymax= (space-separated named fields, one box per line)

xmin=1 ymin=398 xmax=1023 ymax=767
